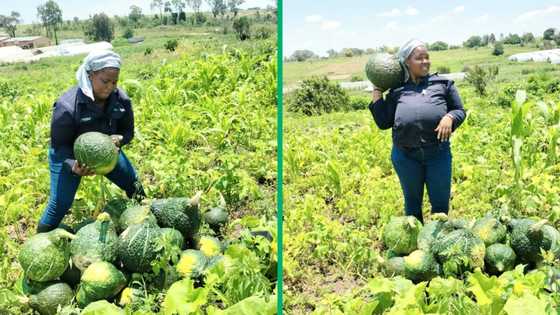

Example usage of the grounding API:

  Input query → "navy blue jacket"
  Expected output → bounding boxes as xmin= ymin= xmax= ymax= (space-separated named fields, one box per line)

xmin=50 ymin=86 xmax=134 ymax=170
xmin=368 ymin=74 xmax=466 ymax=148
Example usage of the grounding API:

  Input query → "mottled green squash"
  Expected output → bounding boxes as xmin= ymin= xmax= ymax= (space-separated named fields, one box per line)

xmin=18 ymin=229 xmax=75 ymax=282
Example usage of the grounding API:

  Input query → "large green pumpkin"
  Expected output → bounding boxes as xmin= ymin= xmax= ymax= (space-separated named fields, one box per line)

xmin=365 ymin=53 xmax=404 ymax=90
xmin=18 ymin=229 xmax=75 ymax=282
xmin=73 ymin=132 xmax=119 ymax=175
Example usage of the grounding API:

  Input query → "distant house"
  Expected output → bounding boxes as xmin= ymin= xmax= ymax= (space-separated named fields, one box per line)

xmin=0 ymin=36 xmax=51 ymax=49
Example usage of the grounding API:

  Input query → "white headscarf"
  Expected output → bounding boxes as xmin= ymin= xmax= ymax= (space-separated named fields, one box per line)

xmin=397 ymin=39 xmax=427 ymax=83
xmin=76 ymin=50 xmax=122 ymax=101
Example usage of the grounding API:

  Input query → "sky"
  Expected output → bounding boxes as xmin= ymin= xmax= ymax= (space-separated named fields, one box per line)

xmin=0 ymin=0 xmax=275 ymax=24
xmin=284 ymin=0 xmax=560 ymax=57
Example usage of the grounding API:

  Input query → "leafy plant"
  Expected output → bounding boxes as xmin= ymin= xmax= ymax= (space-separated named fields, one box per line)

xmin=465 ymin=65 xmax=499 ymax=96
xmin=165 ymin=39 xmax=179 ymax=52
xmin=288 ymin=76 xmax=350 ymax=115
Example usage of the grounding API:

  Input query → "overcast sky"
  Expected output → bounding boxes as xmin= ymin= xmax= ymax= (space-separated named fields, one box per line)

xmin=284 ymin=1 xmax=560 ymax=57
xmin=1 ymin=0 xmax=275 ymax=24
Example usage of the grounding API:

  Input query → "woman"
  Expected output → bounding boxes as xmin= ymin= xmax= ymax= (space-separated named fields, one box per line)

xmin=37 ymin=50 xmax=146 ymax=233
xmin=368 ymin=39 xmax=466 ymax=223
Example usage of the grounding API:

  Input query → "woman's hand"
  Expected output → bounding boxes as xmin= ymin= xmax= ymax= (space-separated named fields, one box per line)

xmin=435 ymin=114 xmax=454 ymax=141
xmin=72 ymin=161 xmax=95 ymax=176
xmin=111 ymin=134 xmax=123 ymax=149
xmin=372 ymin=86 xmax=386 ymax=103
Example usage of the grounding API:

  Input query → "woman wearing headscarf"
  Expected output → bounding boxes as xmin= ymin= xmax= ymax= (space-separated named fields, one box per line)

xmin=368 ymin=39 xmax=466 ymax=223
xmin=37 ymin=50 xmax=146 ymax=232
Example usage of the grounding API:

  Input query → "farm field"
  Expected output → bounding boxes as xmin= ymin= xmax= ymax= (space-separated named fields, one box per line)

xmin=283 ymin=47 xmax=560 ymax=314
xmin=0 ymin=12 xmax=278 ymax=314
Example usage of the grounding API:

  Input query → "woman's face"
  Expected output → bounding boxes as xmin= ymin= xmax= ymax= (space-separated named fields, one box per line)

xmin=89 ymin=68 xmax=119 ymax=102
xmin=406 ymin=46 xmax=430 ymax=78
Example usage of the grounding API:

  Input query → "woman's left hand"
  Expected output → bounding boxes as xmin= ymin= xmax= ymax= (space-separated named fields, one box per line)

xmin=111 ymin=134 xmax=123 ymax=149
xmin=435 ymin=115 xmax=453 ymax=142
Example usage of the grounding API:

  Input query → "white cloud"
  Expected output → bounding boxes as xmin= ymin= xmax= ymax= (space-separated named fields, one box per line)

xmin=453 ymin=6 xmax=465 ymax=13
xmin=385 ymin=21 xmax=398 ymax=30
xmin=474 ymin=14 xmax=489 ymax=24
xmin=378 ymin=8 xmax=401 ymax=17
xmin=515 ymin=5 xmax=560 ymax=22
xmin=321 ymin=20 xmax=341 ymax=30
xmin=305 ymin=15 xmax=323 ymax=23
xmin=405 ymin=6 xmax=419 ymax=16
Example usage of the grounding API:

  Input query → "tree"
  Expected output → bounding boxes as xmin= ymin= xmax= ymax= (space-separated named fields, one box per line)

xmin=0 ymin=11 xmax=21 ymax=37
xmin=429 ymin=41 xmax=448 ymax=51
xmin=171 ymin=0 xmax=186 ymax=24
xmin=227 ymin=0 xmax=244 ymax=17
xmin=37 ymin=0 xmax=63 ymax=44
xmin=232 ymin=16 xmax=250 ymax=40
xmin=543 ymin=28 xmax=556 ymax=40
xmin=187 ymin=0 xmax=202 ymax=13
xmin=291 ymin=49 xmax=316 ymax=62
xmin=521 ymin=32 xmax=534 ymax=44
xmin=164 ymin=1 xmax=173 ymax=24
xmin=129 ymin=5 xmax=143 ymax=26
xmin=151 ymin=0 xmax=164 ymax=25
xmin=481 ymin=34 xmax=489 ymax=46
xmin=503 ymin=33 xmax=521 ymax=45
xmin=463 ymin=35 xmax=482 ymax=48
xmin=84 ymin=13 xmax=114 ymax=42
xmin=206 ymin=0 xmax=227 ymax=18
xmin=326 ymin=49 xmax=337 ymax=58
xmin=489 ymin=33 xmax=496 ymax=44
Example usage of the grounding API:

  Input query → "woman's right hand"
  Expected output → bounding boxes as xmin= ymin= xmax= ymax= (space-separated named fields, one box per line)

xmin=72 ymin=161 xmax=95 ymax=176
xmin=372 ymin=86 xmax=386 ymax=103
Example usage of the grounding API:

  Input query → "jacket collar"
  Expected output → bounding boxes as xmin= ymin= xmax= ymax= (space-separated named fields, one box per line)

xmin=76 ymin=87 xmax=118 ymax=114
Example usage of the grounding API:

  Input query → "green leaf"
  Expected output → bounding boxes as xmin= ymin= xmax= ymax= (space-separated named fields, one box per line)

xmin=503 ymin=292 xmax=548 ymax=315
xmin=80 ymin=300 xmax=125 ymax=315
xmin=162 ymin=279 xmax=208 ymax=315
xmin=207 ymin=295 xmax=275 ymax=315
xmin=467 ymin=269 xmax=506 ymax=315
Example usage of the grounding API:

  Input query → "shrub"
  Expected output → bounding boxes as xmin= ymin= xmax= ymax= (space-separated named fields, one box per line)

xmin=288 ymin=76 xmax=350 ymax=115
xmin=436 ymin=66 xmax=450 ymax=74
xmin=233 ymin=16 xmax=251 ymax=40
xmin=144 ymin=47 xmax=153 ymax=56
xmin=492 ymin=42 xmax=504 ymax=56
xmin=430 ymin=41 xmax=449 ymax=51
xmin=193 ymin=12 xmax=207 ymax=25
xmin=349 ymin=95 xmax=371 ymax=110
xmin=164 ymin=39 xmax=178 ymax=52
xmin=122 ymin=27 xmax=134 ymax=39
xmin=465 ymin=65 xmax=499 ymax=96
xmin=350 ymin=74 xmax=362 ymax=82
xmin=254 ymin=26 xmax=271 ymax=40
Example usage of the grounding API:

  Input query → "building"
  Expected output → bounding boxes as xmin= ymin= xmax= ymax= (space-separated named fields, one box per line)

xmin=0 ymin=36 xmax=51 ymax=49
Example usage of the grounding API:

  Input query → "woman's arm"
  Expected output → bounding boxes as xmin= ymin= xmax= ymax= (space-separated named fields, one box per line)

xmin=50 ymin=102 xmax=77 ymax=171
xmin=117 ymin=99 xmax=134 ymax=146
xmin=445 ymin=82 xmax=466 ymax=131
xmin=368 ymin=87 xmax=397 ymax=130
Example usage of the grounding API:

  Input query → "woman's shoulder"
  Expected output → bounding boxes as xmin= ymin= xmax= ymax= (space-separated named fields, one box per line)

xmin=54 ymin=86 xmax=81 ymax=109
xmin=114 ymin=87 xmax=132 ymax=104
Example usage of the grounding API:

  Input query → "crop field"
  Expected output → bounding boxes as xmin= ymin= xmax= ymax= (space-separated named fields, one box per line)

xmin=283 ymin=49 xmax=560 ymax=313
xmin=0 ymin=19 xmax=278 ymax=314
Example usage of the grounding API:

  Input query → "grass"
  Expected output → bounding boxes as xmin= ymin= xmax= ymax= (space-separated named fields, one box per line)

xmin=283 ymin=45 xmax=560 ymax=88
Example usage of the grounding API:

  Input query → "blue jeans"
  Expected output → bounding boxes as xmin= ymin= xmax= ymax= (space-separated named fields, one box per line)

xmin=391 ymin=142 xmax=452 ymax=223
xmin=39 ymin=147 xmax=140 ymax=227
